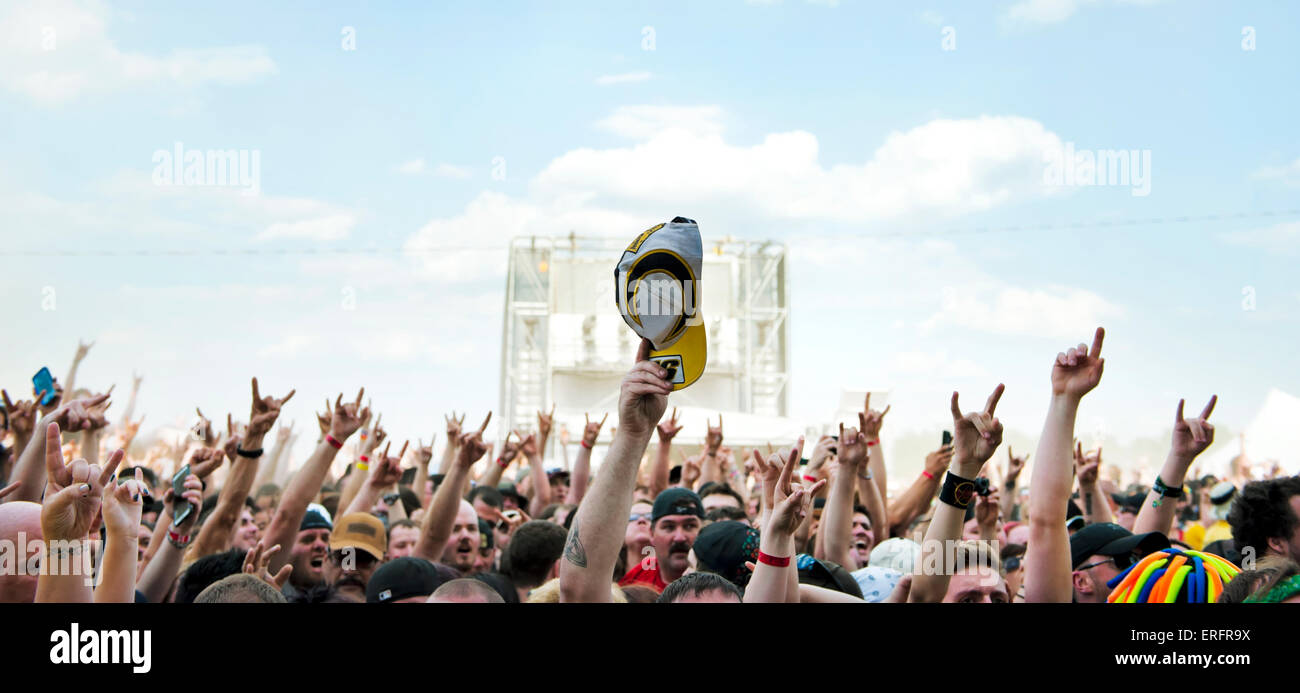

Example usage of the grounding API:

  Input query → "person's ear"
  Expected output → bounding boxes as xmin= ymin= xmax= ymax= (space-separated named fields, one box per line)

xmin=1267 ymin=536 xmax=1288 ymax=557
xmin=1071 ymin=570 xmax=1092 ymax=596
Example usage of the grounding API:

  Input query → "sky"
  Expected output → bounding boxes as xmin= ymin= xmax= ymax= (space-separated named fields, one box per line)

xmin=1 ymin=0 xmax=1297 ymax=477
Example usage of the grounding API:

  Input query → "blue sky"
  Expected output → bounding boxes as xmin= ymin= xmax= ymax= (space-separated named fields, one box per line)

xmin=2 ymin=0 xmax=1297 ymax=476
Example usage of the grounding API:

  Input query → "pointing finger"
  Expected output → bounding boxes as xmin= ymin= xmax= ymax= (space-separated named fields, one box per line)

xmin=1175 ymin=398 xmax=1185 ymax=423
xmin=950 ymin=391 xmax=962 ymax=421
xmin=478 ymin=411 xmax=492 ymax=434
xmin=1200 ymin=395 xmax=1217 ymax=420
xmin=635 ymin=338 xmax=652 ymax=365
xmin=1090 ymin=327 xmax=1105 ymax=360
xmin=251 ymin=377 xmax=261 ymax=402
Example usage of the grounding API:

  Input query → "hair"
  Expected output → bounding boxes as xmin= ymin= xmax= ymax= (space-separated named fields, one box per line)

xmin=502 ymin=520 xmax=568 ymax=589
xmin=430 ymin=578 xmax=505 ymax=603
xmin=243 ymin=496 xmax=258 ymax=513
xmin=471 ymin=572 xmax=521 ymax=604
xmin=700 ymin=483 xmax=745 ymax=510
xmin=120 ymin=465 xmax=159 ymax=490
xmin=289 ymin=584 xmax=357 ymax=604
xmin=320 ymin=491 xmax=341 ymax=521
xmin=657 ymin=571 xmax=743 ymax=603
xmin=396 ymin=485 xmax=422 ymax=515
xmin=194 ymin=574 xmax=287 ymax=603
xmin=176 ymin=549 xmax=248 ymax=604
xmin=468 ymin=485 xmax=504 ymax=509
xmin=620 ymin=584 xmax=661 ymax=603
xmin=1247 ymin=557 xmax=1300 ymax=600
xmin=526 ymin=577 xmax=627 ymax=603
xmin=1227 ymin=477 xmax=1300 ymax=557
xmin=1219 ymin=569 xmax=1271 ymax=603
xmin=387 ymin=518 xmax=419 ymax=542
xmin=705 ymin=506 xmax=749 ymax=524
xmin=255 ymin=482 xmax=281 ymax=499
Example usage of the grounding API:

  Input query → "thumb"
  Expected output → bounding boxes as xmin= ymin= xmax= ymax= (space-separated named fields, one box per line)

xmin=635 ymin=338 xmax=652 ymax=365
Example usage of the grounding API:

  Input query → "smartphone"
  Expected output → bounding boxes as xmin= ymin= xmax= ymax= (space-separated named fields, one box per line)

xmin=171 ymin=464 xmax=193 ymax=528
xmin=942 ymin=430 xmax=953 ymax=446
xmin=503 ymin=509 xmax=521 ymax=522
xmin=32 ymin=367 xmax=56 ymax=406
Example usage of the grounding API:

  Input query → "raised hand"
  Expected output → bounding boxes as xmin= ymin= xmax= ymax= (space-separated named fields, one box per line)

xmin=130 ymin=371 xmax=143 ymax=393
xmin=808 ymin=435 xmax=837 ymax=472
xmin=46 ymin=392 xmax=111 ymax=432
xmin=537 ymin=404 xmax=556 ymax=439
xmin=74 ymin=339 xmax=95 ymax=362
xmin=2 ymin=390 xmax=40 ymax=439
xmin=974 ymin=489 xmax=1001 ymax=531
xmin=766 ymin=440 xmax=825 ymax=536
xmin=1074 ymin=442 xmax=1100 ymax=485
xmin=246 ymin=377 xmax=295 ymax=438
xmin=445 ymin=412 xmax=465 ymax=440
xmin=1171 ymin=396 xmax=1217 ymax=460
xmin=414 ymin=437 xmax=434 ymax=467
xmin=515 ymin=431 xmax=539 ymax=459
xmin=38 ymin=379 xmax=65 ymax=415
xmin=316 ymin=399 xmax=332 ymax=437
xmin=369 ymin=440 xmax=407 ymax=488
xmin=163 ymin=473 xmax=203 ymax=534
xmin=680 ymin=453 xmax=702 ymax=488
xmin=617 ymin=339 xmax=671 ymax=438
xmin=243 ymin=542 xmax=293 ymax=590
xmin=949 ymin=384 xmax=1006 ymax=474
xmin=190 ymin=446 xmax=227 ymax=480
xmin=582 ymin=412 xmax=608 ymax=447
xmin=276 ymin=421 xmax=294 ymax=445
xmin=329 ymin=388 xmax=369 ymax=440
xmin=1051 ymin=327 xmax=1106 ymax=400
xmin=1005 ymin=445 xmax=1028 ymax=485
xmin=657 ymin=407 xmax=683 ymax=442
xmin=838 ymin=420 xmax=870 ymax=468
xmin=860 ymin=393 xmax=890 ymax=441
xmin=454 ymin=412 xmax=492 ymax=469
xmin=705 ymin=415 xmax=723 ymax=453
xmin=101 ymin=467 xmax=147 ymax=537
xmin=362 ymin=413 xmax=388 ymax=454
xmin=41 ymin=423 xmax=122 ymax=541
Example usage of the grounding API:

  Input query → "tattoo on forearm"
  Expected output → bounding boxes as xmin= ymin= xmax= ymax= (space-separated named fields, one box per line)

xmin=563 ymin=518 xmax=588 ymax=568
xmin=1084 ymin=491 xmax=1093 ymax=515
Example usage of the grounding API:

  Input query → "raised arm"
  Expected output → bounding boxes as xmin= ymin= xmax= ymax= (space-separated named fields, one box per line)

xmin=190 ymin=378 xmax=291 ymax=559
xmin=522 ymin=432 xmax=551 ymax=517
xmin=700 ymin=416 xmax=724 ymax=485
xmin=5 ymin=394 xmax=110 ymax=504
xmin=415 ymin=413 xmax=490 ymax=560
xmin=439 ymin=412 xmax=464 ymax=474
xmin=568 ymin=412 xmax=606 ymax=505
xmin=560 ymin=340 xmax=669 ymax=603
xmin=1001 ymin=446 xmax=1027 ymax=524
xmin=860 ymin=394 xmax=890 ymax=510
xmin=536 ymin=404 xmax=555 ymax=464
xmin=95 ymin=467 xmax=147 ymax=603
xmin=1075 ymin=444 xmax=1114 ymax=526
xmin=337 ymin=411 xmax=383 ymax=516
xmin=746 ymin=447 xmax=824 ymax=603
xmin=1133 ymin=396 xmax=1216 ymax=537
xmin=909 ymin=384 xmax=1005 ymax=603
xmin=1025 ymin=327 xmax=1105 ymax=604
xmin=135 ymin=472 xmax=202 ymax=603
xmin=36 ymin=424 xmax=121 ymax=603
xmin=824 ymin=418 xmax=872 ymax=570
xmin=345 ymin=440 xmax=406 ymax=516
xmin=63 ymin=339 xmax=94 ymax=397
xmin=254 ymin=421 xmax=293 ymax=489
xmin=117 ymin=371 xmax=144 ymax=428
xmin=264 ymin=388 xmax=367 ymax=575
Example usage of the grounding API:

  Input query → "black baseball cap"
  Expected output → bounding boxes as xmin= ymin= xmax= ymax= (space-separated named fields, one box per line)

xmin=366 ymin=557 xmax=443 ymax=603
xmin=1069 ymin=523 xmax=1169 ymax=570
xmin=652 ymin=488 xmax=705 ymax=523
xmin=497 ymin=482 xmax=526 ymax=507
xmin=693 ymin=521 xmax=759 ymax=586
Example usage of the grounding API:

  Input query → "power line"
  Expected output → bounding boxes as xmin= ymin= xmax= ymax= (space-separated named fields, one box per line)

xmin=4 ymin=208 xmax=1296 ymax=256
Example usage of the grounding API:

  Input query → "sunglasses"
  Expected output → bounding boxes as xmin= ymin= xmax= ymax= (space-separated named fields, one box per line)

xmin=330 ymin=550 xmax=379 ymax=568
xmin=628 ymin=513 xmax=652 ymax=524
xmin=1076 ymin=554 xmax=1134 ymax=572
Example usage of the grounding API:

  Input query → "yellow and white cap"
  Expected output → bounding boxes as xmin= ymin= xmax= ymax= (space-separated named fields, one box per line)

xmin=615 ymin=217 xmax=707 ymax=391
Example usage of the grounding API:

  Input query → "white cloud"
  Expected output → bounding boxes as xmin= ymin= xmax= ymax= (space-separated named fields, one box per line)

xmin=396 ymin=158 xmax=426 ymax=175
xmin=922 ymin=283 xmax=1123 ymax=338
xmin=919 ymin=10 xmax=945 ymax=25
xmin=892 ymin=350 xmax=990 ymax=379
xmin=1002 ymin=0 xmax=1162 ymax=28
xmin=595 ymin=71 xmax=652 ymax=86
xmin=0 ymin=0 xmax=275 ymax=105
xmin=546 ymin=111 xmax=1065 ymax=223
xmin=433 ymin=163 xmax=472 ymax=179
xmin=1252 ymin=158 xmax=1300 ymax=187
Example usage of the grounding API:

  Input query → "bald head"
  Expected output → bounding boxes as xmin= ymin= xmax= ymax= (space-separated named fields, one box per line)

xmin=440 ymin=501 xmax=481 ymax=573
xmin=428 ymin=578 xmax=504 ymax=603
xmin=0 ymin=502 xmax=43 ymax=603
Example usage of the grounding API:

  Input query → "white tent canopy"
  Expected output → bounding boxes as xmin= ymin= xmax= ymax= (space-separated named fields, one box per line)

xmin=1199 ymin=388 xmax=1300 ymax=477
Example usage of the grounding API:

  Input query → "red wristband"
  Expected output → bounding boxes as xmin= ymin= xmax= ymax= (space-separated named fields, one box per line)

xmin=921 ymin=470 xmax=935 ymax=480
xmin=866 ymin=439 xmax=879 ymax=447
xmin=580 ymin=440 xmax=593 ymax=450
xmin=326 ymin=434 xmax=343 ymax=449
xmin=497 ymin=457 xmax=508 ymax=468
xmin=802 ymin=474 xmax=817 ymax=483
xmin=359 ymin=454 xmax=370 ymax=463
xmin=757 ymin=551 xmax=790 ymax=567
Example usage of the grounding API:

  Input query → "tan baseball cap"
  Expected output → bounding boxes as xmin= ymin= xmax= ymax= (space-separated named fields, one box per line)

xmin=329 ymin=512 xmax=387 ymax=561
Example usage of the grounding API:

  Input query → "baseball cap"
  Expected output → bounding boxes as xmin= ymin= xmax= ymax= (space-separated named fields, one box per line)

xmin=329 ymin=512 xmax=386 ymax=561
xmin=300 ymin=503 xmax=333 ymax=532
xmin=478 ymin=518 xmax=495 ymax=551
xmin=615 ymin=217 xmax=707 ymax=391
xmin=651 ymin=487 xmax=705 ymax=523
xmin=797 ymin=556 xmax=864 ymax=598
xmin=1069 ymin=522 xmax=1169 ymax=570
xmin=366 ymin=557 xmax=443 ymax=603
xmin=869 ymin=537 xmax=921 ymax=574
xmin=497 ymin=482 xmax=526 ymax=508
xmin=692 ymin=521 xmax=759 ymax=586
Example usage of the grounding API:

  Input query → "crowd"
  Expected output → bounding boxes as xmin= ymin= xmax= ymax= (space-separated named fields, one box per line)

xmin=1 ymin=329 xmax=1297 ymax=605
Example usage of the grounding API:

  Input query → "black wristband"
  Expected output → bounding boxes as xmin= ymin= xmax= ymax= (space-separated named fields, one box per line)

xmin=1152 ymin=475 xmax=1183 ymax=498
xmin=236 ymin=447 xmax=263 ymax=459
xmin=938 ymin=471 xmax=977 ymax=509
